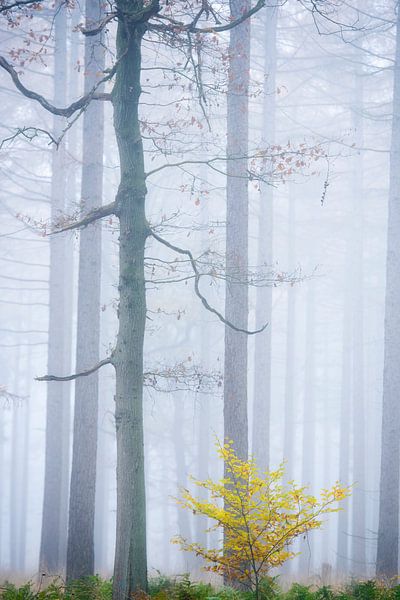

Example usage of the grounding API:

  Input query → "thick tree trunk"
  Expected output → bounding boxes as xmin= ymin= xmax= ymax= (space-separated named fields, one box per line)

xmin=252 ymin=5 xmax=277 ymax=472
xmin=224 ymin=0 xmax=250 ymax=462
xmin=66 ymin=0 xmax=105 ymax=581
xmin=112 ymin=12 xmax=148 ymax=599
xmin=39 ymin=2 xmax=71 ymax=574
xmin=376 ymin=6 xmax=400 ymax=579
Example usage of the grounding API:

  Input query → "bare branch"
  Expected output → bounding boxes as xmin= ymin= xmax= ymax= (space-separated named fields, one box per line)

xmin=36 ymin=358 xmax=113 ymax=382
xmin=143 ymin=360 xmax=223 ymax=393
xmin=0 ymin=56 xmax=116 ymax=117
xmin=51 ymin=201 xmax=116 ymax=234
xmin=0 ymin=385 xmax=26 ymax=406
xmin=0 ymin=126 xmax=58 ymax=149
xmin=150 ymin=230 xmax=268 ymax=335
xmin=150 ymin=0 xmax=265 ymax=34
xmin=79 ymin=11 xmax=117 ymax=36
xmin=0 ymin=0 xmax=42 ymax=13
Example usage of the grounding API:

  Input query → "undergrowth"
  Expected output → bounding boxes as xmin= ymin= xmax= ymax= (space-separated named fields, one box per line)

xmin=1 ymin=576 xmax=400 ymax=600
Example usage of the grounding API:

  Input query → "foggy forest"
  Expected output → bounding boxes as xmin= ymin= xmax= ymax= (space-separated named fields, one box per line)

xmin=1 ymin=0 xmax=400 ymax=598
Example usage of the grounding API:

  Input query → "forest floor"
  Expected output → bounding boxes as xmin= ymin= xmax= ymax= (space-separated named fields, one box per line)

xmin=0 ymin=576 xmax=398 ymax=600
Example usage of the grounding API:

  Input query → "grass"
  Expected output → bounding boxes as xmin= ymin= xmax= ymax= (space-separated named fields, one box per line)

xmin=2 ymin=576 xmax=400 ymax=600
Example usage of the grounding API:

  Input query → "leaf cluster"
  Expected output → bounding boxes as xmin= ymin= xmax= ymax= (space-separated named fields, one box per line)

xmin=173 ymin=441 xmax=350 ymax=594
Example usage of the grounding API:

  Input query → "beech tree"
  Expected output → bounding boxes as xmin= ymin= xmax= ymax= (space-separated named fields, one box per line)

xmin=39 ymin=3 xmax=73 ymax=574
xmin=224 ymin=0 xmax=251 ymax=464
xmin=0 ymin=0 xmax=332 ymax=592
xmin=66 ymin=0 xmax=105 ymax=582
xmin=376 ymin=1 xmax=400 ymax=579
xmin=0 ymin=0 xmax=269 ymax=595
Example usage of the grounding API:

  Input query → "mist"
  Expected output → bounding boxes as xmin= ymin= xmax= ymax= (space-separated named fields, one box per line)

xmin=0 ymin=0 xmax=397 ymax=593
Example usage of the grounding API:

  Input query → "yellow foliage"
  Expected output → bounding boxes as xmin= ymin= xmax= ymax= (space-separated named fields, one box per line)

xmin=173 ymin=440 xmax=350 ymax=595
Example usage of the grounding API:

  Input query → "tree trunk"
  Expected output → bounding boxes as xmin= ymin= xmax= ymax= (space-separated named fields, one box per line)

xmin=111 ymin=12 xmax=148 ymax=598
xmin=174 ymin=399 xmax=195 ymax=572
xmin=376 ymin=5 xmax=400 ymax=579
xmin=252 ymin=4 xmax=277 ymax=472
xmin=39 ymin=2 xmax=71 ymax=575
xmin=10 ymin=345 xmax=21 ymax=572
xmin=66 ymin=0 xmax=105 ymax=581
xmin=350 ymin=77 xmax=366 ymax=577
xmin=283 ymin=189 xmax=296 ymax=481
xmin=299 ymin=278 xmax=316 ymax=575
xmin=18 ymin=345 xmax=31 ymax=573
xmin=336 ymin=270 xmax=352 ymax=576
xmin=224 ymin=0 xmax=250 ymax=462
xmin=0 ymin=393 xmax=3 ymax=568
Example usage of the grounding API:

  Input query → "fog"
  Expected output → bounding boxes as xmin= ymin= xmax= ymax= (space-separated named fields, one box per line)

xmin=0 ymin=0 xmax=397 ymax=591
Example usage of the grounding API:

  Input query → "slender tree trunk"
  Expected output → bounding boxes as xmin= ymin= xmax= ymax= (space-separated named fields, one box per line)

xmin=283 ymin=189 xmax=296 ymax=480
xmin=252 ymin=5 xmax=277 ymax=472
xmin=280 ymin=188 xmax=296 ymax=581
xmin=350 ymin=77 xmax=366 ymax=577
xmin=299 ymin=278 xmax=316 ymax=575
xmin=223 ymin=3 xmax=250 ymax=587
xmin=94 ymin=433 xmax=108 ymax=575
xmin=0 ymin=392 xmax=3 ymax=568
xmin=336 ymin=276 xmax=352 ymax=576
xmin=10 ymin=346 xmax=21 ymax=572
xmin=58 ymin=9 xmax=79 ymax=573
xmin=196 ymin=392 xmax=210 ymax=551
xmin=66 ymin=0 xmax=105 ymax=581
xmin=39 ymin=2 xmax=71 ymax=574
xmin=376 ymin=6 xmax=400 ymax=578
xmin=112 ymin=11 xmax=148 ymax=598
xmin=173 ymin=399 xmax=195 ymax=571
xmin=224 ymin=0 xmax=250 ymax=462
xmin=18 ymin=344 xmax=31 ymax=573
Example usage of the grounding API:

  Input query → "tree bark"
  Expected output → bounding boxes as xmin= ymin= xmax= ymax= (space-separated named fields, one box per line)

xmin=10 ymin=345 xmax=21 ymax=572
xmin=39 ymin=2 xmax=72 ymax=575
xmin=336 ymin=268 xmax=352 ymax=576
xmin=299 ymin=278 xmax=316 ymax=575
xmin=350 ymin=76 xmax=366 ymax=577
xmin=283 ymin=188 xmax=296 ymax=482
xmin=111 ymin=10 xmax=148 ymax=598
xmin=224 ymin=0 xmax=250 ymax=462
xmin=252 ymin=4 xmax=277 ymax=472
xmin=66 ymin=0 xmax=105 ymax=581
xmin=376 ymin=5 xmax=400 ymax=579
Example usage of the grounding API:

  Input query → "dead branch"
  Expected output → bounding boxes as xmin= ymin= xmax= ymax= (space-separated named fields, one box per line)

xmin=51 ymin=201 xmax=116 ymax=234
xmin=36 ymin=358 xmax=113 ymax=382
